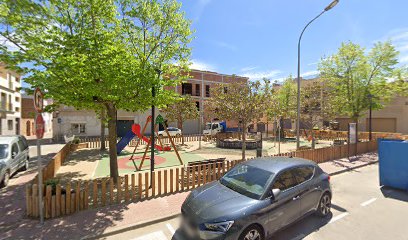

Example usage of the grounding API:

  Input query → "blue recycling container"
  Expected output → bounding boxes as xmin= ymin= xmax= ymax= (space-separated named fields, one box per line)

xmin=378 ymin=139 xmax=408 ymax=191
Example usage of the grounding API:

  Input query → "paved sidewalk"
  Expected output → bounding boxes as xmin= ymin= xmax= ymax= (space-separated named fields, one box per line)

xmin=0 ymin=152 xmax=378 ymax=240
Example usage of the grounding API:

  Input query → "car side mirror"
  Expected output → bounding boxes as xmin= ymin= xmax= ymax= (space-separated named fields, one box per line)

xmin=271 ymin=188 xmax=281 ymax=200
xmin=11 ymin=152 xmax=17 ymax=158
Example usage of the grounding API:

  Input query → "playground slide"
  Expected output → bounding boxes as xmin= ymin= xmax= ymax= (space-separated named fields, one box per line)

xmin=116 ymin=130 xmax=136 ymax=155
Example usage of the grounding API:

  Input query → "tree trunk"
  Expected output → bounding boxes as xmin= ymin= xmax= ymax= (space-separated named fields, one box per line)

xmin=100 ymin=107 xmax=106 ymax=151
xmin=242 ymin=122 xmax=246 ymax=160
xmin=311 ymin=128 xmax=316 ymax=149
xmin=178 ymin=117 xmax=184 ymax=145
xmin=106 ymin=102 xmax=119 ymax=183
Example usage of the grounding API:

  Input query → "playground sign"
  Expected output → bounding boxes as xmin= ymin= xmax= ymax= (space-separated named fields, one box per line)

xmin=34 ymin=87 xmax=44 ymax=113
xmin=348 ymin=123 xmax=357 ymax=144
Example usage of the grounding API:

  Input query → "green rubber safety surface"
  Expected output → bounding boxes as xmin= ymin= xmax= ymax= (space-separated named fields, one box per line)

xmin=94 ymin=149 xmax=205 ymax=177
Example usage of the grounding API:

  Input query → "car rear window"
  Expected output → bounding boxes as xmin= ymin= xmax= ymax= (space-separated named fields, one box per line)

xmin=293 ymin=166 xmax=315 ymax=184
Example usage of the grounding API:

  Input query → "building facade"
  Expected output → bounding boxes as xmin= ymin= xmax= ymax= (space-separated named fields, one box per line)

xmin=52 ymin=69 xmax=248 ymax=139
xmin=21 ymin=95 xmax=53 ymax=139
xmin=336 ymin=95 xmax=408 ymax=134
xmin=0 ymin=64 xmax=22 ymax=135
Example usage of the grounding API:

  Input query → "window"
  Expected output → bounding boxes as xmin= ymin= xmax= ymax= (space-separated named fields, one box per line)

xmin=8 ymin=120 xmax=13 ymax=130
xmin=15 ymin=97 xmax=20 ymax=102
xmin=195 ymin=101 xmax=200 ymax=111
xmin=11 ymin=143 xmax=19 ymax=157
xmin=272 ymin=170 xmax=297 ymax=191
xmin=220 ymin=164 xmax=274 ymax=199
xmin=17 ymin=139 xmax=25 ymax=151
xmin=195 ymin=84 xmax=200 ymax=96
xmin=181 ymin=83 xmax=192 ymax=95
xmin=15 ymin=107 xmax=20 ymax=112
xmin=71 ymin=123 xmax=86 ymax=134
xmin=205 ymin=85 xmax=210 ymax=97
xmin=293 ymin=167 xmax=314 ymax=184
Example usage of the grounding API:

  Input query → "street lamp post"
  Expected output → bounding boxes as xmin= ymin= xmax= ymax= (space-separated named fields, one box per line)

xmin=296 ymin=0 xmax=339 ymax=150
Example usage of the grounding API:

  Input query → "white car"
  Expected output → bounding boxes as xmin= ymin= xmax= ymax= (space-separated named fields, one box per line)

xmin=0 ymin=135 xmax=30 ymax=187
xmin=157 ymin=127 xmax=182 ymax=137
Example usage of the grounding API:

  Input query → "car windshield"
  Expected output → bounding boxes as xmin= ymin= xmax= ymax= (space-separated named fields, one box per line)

xmin=220 ymin=164 xmax=274 ymax=199
xmin=0 ymin=144 xmax=9 ymax=159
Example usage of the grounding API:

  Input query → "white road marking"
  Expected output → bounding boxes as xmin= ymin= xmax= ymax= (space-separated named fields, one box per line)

xmin=291 ymin=233 xmax=306 ymax=240
xmin=329 ymin=212 xmax=349 ymax=224
xmin=360 ymin=198 xmax=377 ymax=207
xmin=166 ymin=223 xmax=176 ymax=235
xmin=131 ymin=230 xmax=167 ymax=240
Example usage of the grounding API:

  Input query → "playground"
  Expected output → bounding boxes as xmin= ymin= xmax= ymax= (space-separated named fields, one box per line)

xmin=53 ymin=114 xmax=335 ymax=180
xmin=55 ymin=135 xmax=333 ymax=180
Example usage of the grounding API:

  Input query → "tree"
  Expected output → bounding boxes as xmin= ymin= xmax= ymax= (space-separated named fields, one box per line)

xmin=319 ymin=41 xmax=405 ymax=136
xmin=207 ymin=80 xmax=266 ymax=160
xmin=0 ymin=0 xmax=192 ymax=181
xmin=300 ymin=79 xmax=334 ymax=148
xmin=161 ymin=94 xmax=199 ymax=144
xmin=265 ymin=77 xmax=297 ymax=139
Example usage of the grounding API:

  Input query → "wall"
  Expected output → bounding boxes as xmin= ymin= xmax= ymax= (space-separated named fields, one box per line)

xmin=336 ymin=96 xmax=408 ymax=134
xmin=0 ymin=64 xmax=22 ymax=135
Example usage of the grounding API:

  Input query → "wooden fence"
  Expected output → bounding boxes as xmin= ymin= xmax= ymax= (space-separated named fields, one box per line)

xmin=32 ymin=143 xmax=72 ymax=183
xmin=271 ymin=140 xmax=377 ymax=163
xmin=80 ymin=134 xmax=203 ymax=149
xmin=283 ymin=130 xmax=402 ymax=141
xmin=26 ymin=159 xmax=243 ymax=219
xmin=26 ymin=140 xmax=378 ymax=219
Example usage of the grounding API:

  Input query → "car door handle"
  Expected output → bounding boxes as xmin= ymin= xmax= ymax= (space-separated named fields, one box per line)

xmin=314 ymin=186 xmax=321 ymax=190
xmin=292 ymin=196 xmax=300 ymax=201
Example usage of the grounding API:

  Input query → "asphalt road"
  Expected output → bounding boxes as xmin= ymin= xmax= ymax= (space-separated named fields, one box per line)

xmin=103 ymin=164 xmax=408 ymax=240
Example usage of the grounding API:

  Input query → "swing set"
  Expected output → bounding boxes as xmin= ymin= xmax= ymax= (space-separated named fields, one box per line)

xmin=128 ymin=114 xmax=183 ymax=171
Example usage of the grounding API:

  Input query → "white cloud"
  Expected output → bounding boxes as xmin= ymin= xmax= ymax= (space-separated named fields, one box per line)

xmin=0 ymin=35 xmax=20 ymax=51
xmin=379 ymin=28 xmax=408 ymax=64
xmin=190 ymin=59 xmax=216 ymax=71
xmin=212 ymin=41 xmax=236 ymax=51
xmin=193 ymin=0 xmax=212 ymax=22
xmin=240 ymin=66 xmax=258 ymax=72
xmin=301 ymin=70 xmax=319 ymax=78
xmin=241 ymin=69 xmax=282 ymax=80
xmin=400 ymin=55 xmax=408 ymax=63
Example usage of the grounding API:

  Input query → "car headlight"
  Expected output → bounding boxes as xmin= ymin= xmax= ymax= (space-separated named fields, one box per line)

xmin=202 ymin=221 xmax=234 ymax=233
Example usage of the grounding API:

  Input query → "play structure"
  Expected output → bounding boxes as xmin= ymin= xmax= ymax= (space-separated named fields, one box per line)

xmin=116 ymin=115 xmax=183 ymax=171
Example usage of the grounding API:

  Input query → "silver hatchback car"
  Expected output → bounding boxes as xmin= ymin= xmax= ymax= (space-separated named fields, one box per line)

xmin=0 ymin=136 xmax=30 ymax=187
xmin=181 ymin=157 xmax=332 ymax=240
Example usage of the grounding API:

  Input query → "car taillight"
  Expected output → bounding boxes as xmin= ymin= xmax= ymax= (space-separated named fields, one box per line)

xmin=327 ymin=175 xmax=331 ymax=182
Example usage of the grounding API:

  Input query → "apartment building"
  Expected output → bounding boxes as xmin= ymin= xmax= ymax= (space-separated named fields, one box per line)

xmin=21 ymin=95 xmax=53 ymax=138
xmin=52 ymin=69 xmax=248 ymax=139
xmin=0 ymin=63 xmax=22 ymax=135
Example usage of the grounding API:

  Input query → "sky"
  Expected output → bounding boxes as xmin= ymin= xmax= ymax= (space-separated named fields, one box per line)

xmin=180 ymin=0 xmax=408 ymax=81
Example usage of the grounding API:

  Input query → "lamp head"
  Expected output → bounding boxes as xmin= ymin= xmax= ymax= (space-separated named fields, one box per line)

xmin=324 ymin=0 xmax=339 ymax=11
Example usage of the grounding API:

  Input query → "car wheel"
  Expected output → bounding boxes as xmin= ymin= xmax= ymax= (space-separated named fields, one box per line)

xmin=316 ymin=193 xmax=331 ymax=217
xmin=1 ymin=171 xmax=10 ymax=187
xmin=176 ymin=133 xmax=181 ymax=137
xmin=239 ymin=224 xmax=264 ymax=240
xmin=21 ymin=159 xmax=29 ymax=171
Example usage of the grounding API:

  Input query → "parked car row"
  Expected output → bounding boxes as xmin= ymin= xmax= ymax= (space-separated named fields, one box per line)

xmin=0 ymin=135 xmax=30 ymax=187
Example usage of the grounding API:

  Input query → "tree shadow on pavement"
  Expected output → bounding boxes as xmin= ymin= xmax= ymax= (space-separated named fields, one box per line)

xmin=0 ymin=199 xmax=129 ymax=240
xmin=381 ymin=186 xmax=408 ymax=202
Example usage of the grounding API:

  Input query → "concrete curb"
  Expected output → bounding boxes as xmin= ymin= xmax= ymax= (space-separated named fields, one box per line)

xmin=83 ymin=160 xmax=378 ymax=239
xmin=82 ymin=213 xmax=181 ymax=240
xmin=328 ymin=160 xmax=378 ymax=176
